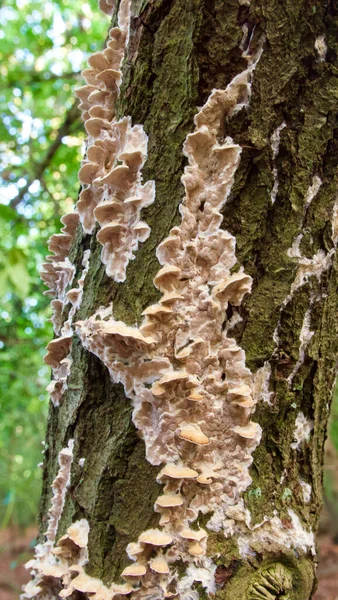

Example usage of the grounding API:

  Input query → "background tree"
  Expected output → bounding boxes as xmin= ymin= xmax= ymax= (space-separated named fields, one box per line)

xmin=4 ymin=0 xmax=338 ymax=599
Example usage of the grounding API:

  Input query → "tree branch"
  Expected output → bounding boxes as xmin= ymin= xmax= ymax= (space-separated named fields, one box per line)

xmin=10 ymin=102 xmax=81 ymax=210
xmin=6 ymin=71 xmax=82 ymax=87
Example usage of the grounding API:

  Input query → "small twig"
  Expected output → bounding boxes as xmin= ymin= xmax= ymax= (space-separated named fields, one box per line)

xmin=10 ymin=102 xmax=81 ymax=210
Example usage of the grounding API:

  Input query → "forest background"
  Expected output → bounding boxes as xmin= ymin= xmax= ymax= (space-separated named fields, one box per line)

xmin=0 ymin=0 xmax=338 ymax=598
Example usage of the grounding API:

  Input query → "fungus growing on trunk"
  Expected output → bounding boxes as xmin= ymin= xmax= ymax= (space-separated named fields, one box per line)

xmin=71 ymin=15 xmax=266 ymax=596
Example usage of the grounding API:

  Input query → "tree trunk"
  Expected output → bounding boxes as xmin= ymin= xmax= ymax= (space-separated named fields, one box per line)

xmin=25 ymin=1 xmax=338 ymax=599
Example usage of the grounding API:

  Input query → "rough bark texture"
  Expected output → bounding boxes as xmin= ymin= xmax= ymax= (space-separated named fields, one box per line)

xmin=39 ymin=1 xmax=338 ymax=598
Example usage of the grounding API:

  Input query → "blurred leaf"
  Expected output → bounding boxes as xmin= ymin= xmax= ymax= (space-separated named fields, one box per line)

xmin=9 ymin=262 xmax=30 ymax=298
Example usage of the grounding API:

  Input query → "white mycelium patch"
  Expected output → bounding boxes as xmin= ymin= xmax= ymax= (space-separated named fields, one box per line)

xmin=272 ymin=175 xmax=330 ymax=358
xmin=76 ymin=0 xmax=155 ymax=283
xmin=300 ymin=479 xmax=312 ymax=504
xmin=287 ymin=308 xmax=314 ymax=386
xmin=254 ymin=177 xmax=324 ymax=406
xmin=253 ymin=361 xmax=273 ymax=405
xmin=291 ymin=412 xmax=314 ymax=450
xmin=237 ymin=509 xmax=315 ymax=557
xmin=332 ymin=195 xmax=338 ymax=245
xmin=270 ymin=121 xmax=286 ymax=205
xmin=315 ymin=35 xmax=327 ymax=62
xmin=304 ymin=175 xmax=322 ymax=210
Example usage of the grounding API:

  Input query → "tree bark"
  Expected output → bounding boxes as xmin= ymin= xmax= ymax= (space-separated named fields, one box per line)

xmin=27 ymin=1 xmax=338 ymax=599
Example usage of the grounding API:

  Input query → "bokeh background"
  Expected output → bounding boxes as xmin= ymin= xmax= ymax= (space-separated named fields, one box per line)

xmin=0 ymin=1 xmax=337 ymax=598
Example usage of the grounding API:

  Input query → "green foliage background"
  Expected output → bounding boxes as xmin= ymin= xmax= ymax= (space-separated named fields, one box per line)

xmin=0 ymin=0 xmax=109 ymax=527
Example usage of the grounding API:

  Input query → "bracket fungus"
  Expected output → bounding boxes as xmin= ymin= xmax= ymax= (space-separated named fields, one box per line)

xmin=74 ymin=0 xmax=155 ymax=282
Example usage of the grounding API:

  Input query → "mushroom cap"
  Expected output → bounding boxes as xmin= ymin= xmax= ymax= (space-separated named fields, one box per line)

xmin=196 ymin=463 xmax=222 ymax=484
xmin=158 ymin=464 xmax=198 ymax=480
xmin=78 ymin=162 xmax=99 ymax=184
xmin=150 ymin=381 xmax=166 ymax=397
xmin=133 ymin=222 xmax=151 ymax=241
xmin=39 ymin=564 xmax=68 ymax=578
xmin=232 ymin=422 xmax=260 ymax=439
xmin=109 ymin=26 xmax=124 ymax=41
xmin=231 ymin=396 xmax=255 ymax=408
xmin=81 ymin=68 xmax=99 ymax=87
xmin=88 ymin=105 xmax=114 ymax=121
xmin=119 ymin=149 xmax=144 ymax=167
xmin=66 ymin=519 xmax=89 ymax=548
xmin=157 ymin=371 xmax=191 ymax=387
xmin=103 ymin=46 xmax=122 ymax=69
xmin=44 ymin=335 xmax=72 ymax=367
xmin=97 ymin=221 xmax=126 ymax=244
xmin=159 ymin=291 xmax=184 ymax=305
xmin=48 ymin=233 xmax=72 ymax=254
xmin=96 ymin=68 xmax=121 ymax=90
xmin=123 ymin=195 xmax=143 ymax=206
xmin=153 ymin=264 xmax=181 ymax=291
xmin=74 ymin=84 xmax=97 ymax=103
xmin=121 ymin=564 xmax=147 ymax=578
xmin=142 ymin=304 xmax=173 ymax=317
xmin=85 ymin=117 xmax=111 ymax=138
xmin=180 ymin=528 xmax=207 ymax=541
xmin=99 ymin=321 xmax=155 ymax=346
xmin=99 ymin=0 xmax=115 ymax=16
xmin=76 ymin=188 xmax=98 ymax=234
xmin=155 ymin=493 xmax=184 ymax=508
xmin=94 ymin=201 xmax=123 ymax=224
xmin=196 ymin=474 xmax=213 ymax=484
xmin=87 ymin=51 xmax=110 ymax=71
xmin=149 ymin=556 xmax=169 ymax=574
xmin=228 ymin=384 xmax=252 ymax=397
xmin=110 ymin=583 xmax=134 ymax=596
xmin=95 ymin=165 xmax=133 ymax=191
xmin=51 ymin=298 xmax=63 ymax=310
xmin=88 ymin=89 xmax=111 ymax=104
xmin=156 ymin=235 xmax=181 ymax=263
xmin=126 ymin=542 xmax=144 ymax=558
xmin=159 ymin=512 xmax=170 ymax=526
xmin=187 ymin=389 xmax=204 ymax=402
xmin=178 ymin=424 xmax=210 ymax=446
xmin=138 ymin=528 xmax=173 ymax=546
xmin=188 ymin=542 xmax=204 ymax=556
xmin=86 ymin=140 xmax=105 ymax=163
xmin=213 ymin=272 xmax=252 ymax=305
xmin=60 ymin=211 xmax=79 ymax=235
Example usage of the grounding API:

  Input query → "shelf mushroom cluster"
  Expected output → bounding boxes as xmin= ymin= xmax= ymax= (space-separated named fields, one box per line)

xmin=43 ymin=249 xmax=91 ymax=406
xmin=40 ymin=212 xmax=80 ymax=406
xmin=74 ymin=39 xmax=263 ymax=599
xmin=23 ymin=441 xmax=74 ymax=598
xmin=76 ymin=0 xmax=155 ymax=282
xmin=40 ymin=211 xmax=78 ymax=305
